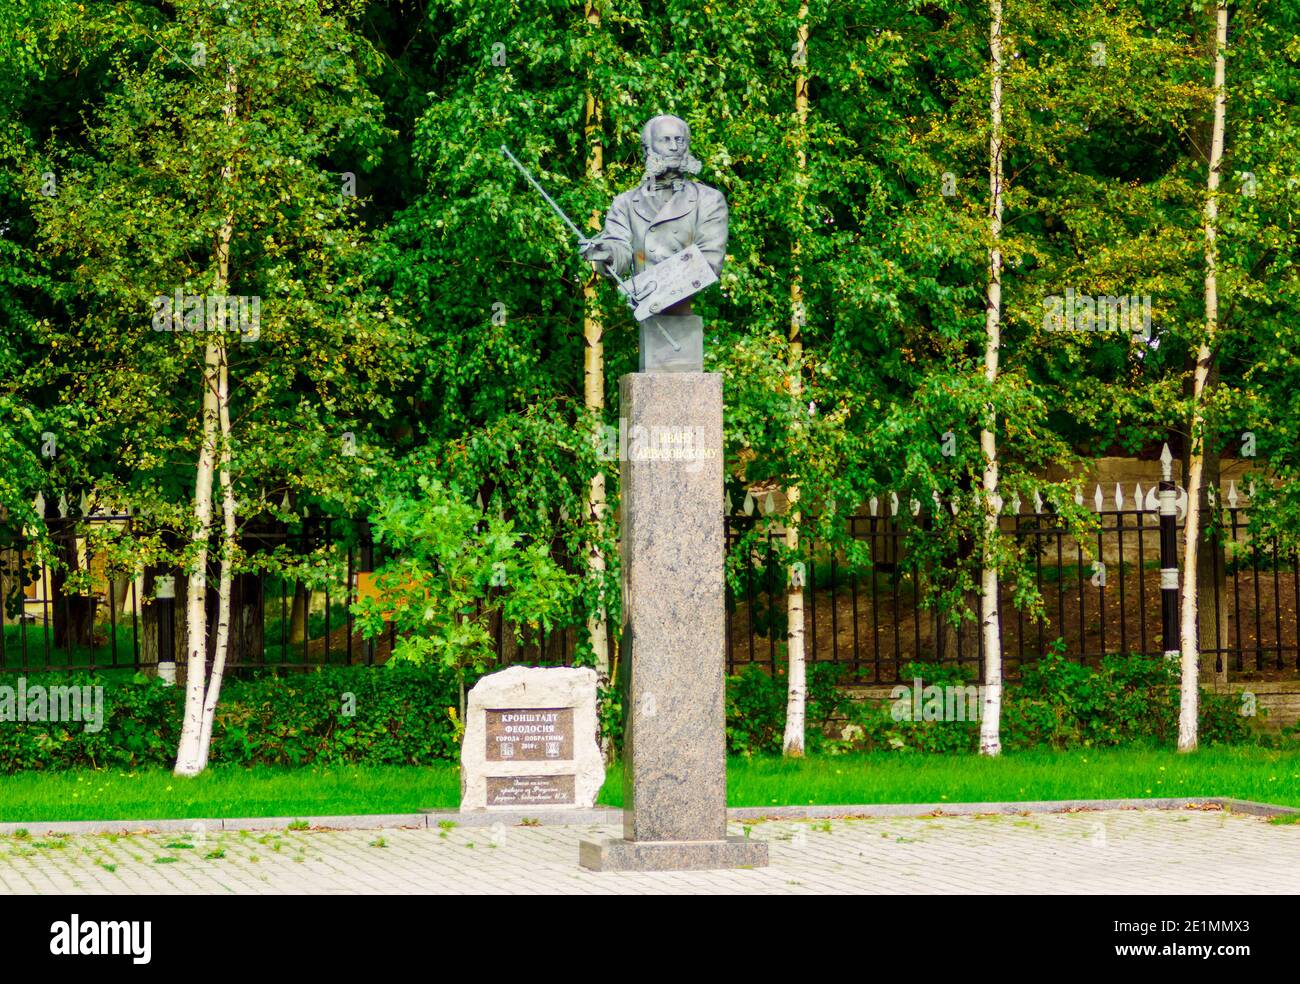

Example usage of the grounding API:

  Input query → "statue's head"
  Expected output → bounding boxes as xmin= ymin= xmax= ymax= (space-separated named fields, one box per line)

xmin=640 ymin=114 xmax=702 ymax=179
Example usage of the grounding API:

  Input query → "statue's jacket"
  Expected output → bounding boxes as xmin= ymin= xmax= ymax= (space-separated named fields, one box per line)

xmin=593 ymin=177 xmax=729 ymax=280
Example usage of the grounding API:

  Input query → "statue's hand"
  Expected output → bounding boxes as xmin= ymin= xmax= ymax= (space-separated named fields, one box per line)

xmin=579 ymin=239 xmax=615 ymax=273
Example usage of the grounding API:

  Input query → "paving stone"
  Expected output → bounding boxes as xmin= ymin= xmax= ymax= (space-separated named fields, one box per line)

xmin=0 ymin=808 xmax=1297 ymax=894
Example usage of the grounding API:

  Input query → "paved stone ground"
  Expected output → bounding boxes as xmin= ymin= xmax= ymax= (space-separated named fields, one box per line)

xmin=0 ymin=808 xmax=1296 ymax=894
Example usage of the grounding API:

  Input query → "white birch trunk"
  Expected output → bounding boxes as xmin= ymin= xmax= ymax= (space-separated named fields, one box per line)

xmin=174 ymin=343 xmax=221 ymax=777
xmin=581 ymin=6 xmax=613 ymax=768
xmin=1179 ymin=1 xmax=1228 ymax=753
xmin=197 ymin=346 xmax=236 ymax=770
xmin=581 ymin=8 xmax=609 ymax=682
xmin=782 ymin=501 xmax=806 ymax=756
xmin=978 ymin=0 xmax=1006 ymax=757
xmin=782 ymin=1 xmax=811 ymax=757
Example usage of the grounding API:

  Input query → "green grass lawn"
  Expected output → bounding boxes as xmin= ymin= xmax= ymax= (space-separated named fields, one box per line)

xmin=713 ymin=747 xmax=1300 ymax=811
xmin=1 ymin=747 xmax=1298 ymax=823
xmin=0 ymin=765 xmax=462 ymax=823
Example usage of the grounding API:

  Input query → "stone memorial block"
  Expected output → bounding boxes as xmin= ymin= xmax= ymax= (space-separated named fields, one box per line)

xmin=460 ymin=666 xmax=603 ymax=811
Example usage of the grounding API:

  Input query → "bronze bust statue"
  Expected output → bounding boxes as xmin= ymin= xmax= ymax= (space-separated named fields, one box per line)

xmin=581 ymin=115 xmax=729 ymax=371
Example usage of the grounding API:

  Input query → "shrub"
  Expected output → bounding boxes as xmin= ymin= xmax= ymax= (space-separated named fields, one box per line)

xmin=729 ymin=649 xmax=1258 ymax=757
xmin=725 ymin=666 xmax=785 ymax=756
xmin=1002 ymin=647 xmax=1253 ymax=749
xmin=837 ymin=662 xmax=980 ymax=754
xmin=0 ymin=664 xmax=470 ymax=773
xmin=0 ymin=648 xmax=1261 ymax=773
xmin=723 ymin=659 xmax=862 ymax=756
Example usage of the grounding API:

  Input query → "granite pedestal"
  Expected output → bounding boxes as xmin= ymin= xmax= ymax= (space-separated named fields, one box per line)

xmin=579 ymin=372 xmax=768 ymax=871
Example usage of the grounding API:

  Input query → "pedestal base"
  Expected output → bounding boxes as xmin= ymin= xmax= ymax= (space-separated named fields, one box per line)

xmin=578 ymin=836 xmax=767 ymax=872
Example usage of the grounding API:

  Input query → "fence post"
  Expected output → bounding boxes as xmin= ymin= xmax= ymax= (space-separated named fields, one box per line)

xmin=156 ymin=573 xmax=177 ymax=684
xmin=1158 ymin=443 xmax=1179 ymax=660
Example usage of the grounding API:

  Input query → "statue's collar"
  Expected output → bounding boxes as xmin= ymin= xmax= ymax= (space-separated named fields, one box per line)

xmin=632 ymin=177 xmax=696 ymax=225
xmin=645 ymin=172 xmax=686 ymax=194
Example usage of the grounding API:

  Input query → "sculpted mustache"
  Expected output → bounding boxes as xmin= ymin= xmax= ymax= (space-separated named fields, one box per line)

xmin=645 ymin=151 xmax=702 ymax=176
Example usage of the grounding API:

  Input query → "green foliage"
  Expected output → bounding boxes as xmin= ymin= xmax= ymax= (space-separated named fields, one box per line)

xmin=723 ymin=651 xmax=1258 ymax=758
xmin=373 ymin=400 xmax=619 ymax=666
xmin=723 ymin=659 xmax=862 ymax=757
xmin=597 ymin=677 xmax=624 ymax=753
xmin=352 ymin=475 xmax=581 ymax=676
xmin=1003 ymin=647 xmax=1253 ymax=749
xmin=0 ymin=664 xmax=469 ymax=773
xmin=1199 ymin=683 xmax=1258 ymax=748
xmin=6 ymin=0 xmax=404 ymax=577
xmin=724 ymin=666 xmax=785 ymax=757
xmin=835 ymin=662 xmax=981 ymax=755
xmin=0 ymin=650 xmax=1271 ymax=775
xmin=2 ymin=0 xmax=1299 ymax=765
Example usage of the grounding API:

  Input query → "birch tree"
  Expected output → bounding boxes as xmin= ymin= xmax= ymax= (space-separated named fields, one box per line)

xmin=781 ymin=0 xmax=810 ymax=757
xmin=24 ymin=0 xmax=400 ymax=774
xmin=1178 ymin=0 xmax=1230 ymax=753
xmin=977 ymin=0 xmax=1007 ymax=757
xmin=174 ymin=63 xmax=237 ymax=777
xmin=198 ymin=345 xmax=238 ymax=771
xmin=581 ymin=0 xmax=609 ymax=682
xmin=379 ymin=0 xmax=623 ymax=671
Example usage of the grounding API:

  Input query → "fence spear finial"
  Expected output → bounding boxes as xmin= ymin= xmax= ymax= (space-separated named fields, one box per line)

xmin=1160 ymin=442 xmax=1173 ymax=482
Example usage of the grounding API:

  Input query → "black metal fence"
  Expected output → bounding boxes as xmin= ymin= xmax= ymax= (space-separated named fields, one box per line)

xmin=5 ymin=483 xmax=1296 ymax=682
xmin=724 ymin=483 xmax=1300 ymax=683
xmin=0 ymin=518 xmax=377 ymax=674
xmin=0 ymin=515 xmax=576 ymax=675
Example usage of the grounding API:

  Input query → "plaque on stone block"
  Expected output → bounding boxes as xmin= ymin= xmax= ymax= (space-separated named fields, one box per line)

xmin=486 ymin=774 xmax=576 ymax=807
xmin=460 ymin=666 xmax=604 ymax=812
xmin=486 ymin=707 xmax=574 ymax=762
